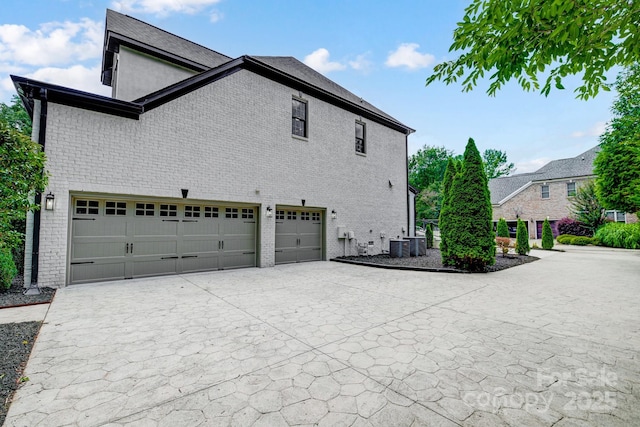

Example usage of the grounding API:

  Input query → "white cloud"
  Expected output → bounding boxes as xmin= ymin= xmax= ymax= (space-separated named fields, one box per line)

xmin=303 ymin=48 xmax=346 ymax=74
xmin=27 ymin=64 xmax=111 ymax=97
xmin=0 ymin=19 xmax=102 ymax=67
xmin=570 ymin=121 xmax=607 ymax=138
xmin=112 ymin=0 xmax=221 ymax=17
xmin=210 ymin=10 xmax=223 ymax=23
xmin=515 ymin=157 xmax=551 ymax=173
xmin=385 ymin=43 xmax=435 ymax=70
xmin=348 ymin=53 xmax=373 ymax=73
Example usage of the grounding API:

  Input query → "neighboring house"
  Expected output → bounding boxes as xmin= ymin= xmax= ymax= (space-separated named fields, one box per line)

xmin=12 ymin=9 xmax=414 ymax=288
xmin=489 ymin=146 xmax=637 ymax=239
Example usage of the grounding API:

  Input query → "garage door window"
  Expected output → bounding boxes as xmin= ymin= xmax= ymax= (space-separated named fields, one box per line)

xmin=204 ymin=206 xmax=219 ymax=218
xmin=287 ymin=211 xmax=297 ymax=220
xmin=276 ymin=210 xmax=284 ymax=220
xmin=159 ymin=204 xmax=177 ymax=217
xmin=185 ymin=205 xmax=201 ymax=217
xmin=75 ymin=199 xmax=99 ymax=215
xmin=105 ymin=201 xmax=127 ymax=216
xmin=312 ymin=212 xmax=320 ymax=221
xmin=136 ymin=203 xmax=155 ymax=216
xmin=242 ymin=208 xmax=254 ymax=219
xmin=301 ymin=212 xmax=310 ymax=221
xmin=226 ymin=208 xmax=238 ymax=218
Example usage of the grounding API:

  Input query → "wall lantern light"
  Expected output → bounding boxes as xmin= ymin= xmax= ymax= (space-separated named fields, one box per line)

xmin=266 ymin=206 xmax=273 ymax=218
xmin=44 ymin=192 xmax=55 ymax=210
xmin=331 ymin=209 xmax=337 ymax=220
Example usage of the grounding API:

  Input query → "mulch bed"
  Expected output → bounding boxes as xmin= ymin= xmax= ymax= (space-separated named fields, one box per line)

xmin=0 ymin=322 xmax=40 ymax=426
xmin=0 ymin=276 xmax=54 ymax=424
xmin=333 ymin=248 xmax=539 ymax=272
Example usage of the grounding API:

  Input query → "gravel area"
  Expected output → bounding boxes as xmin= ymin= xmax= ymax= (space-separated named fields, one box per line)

xmin=0 ymin=321 xmax=40 ymax=426
xmin=333 ymin=248 xmax=539 ymax=272
xmin=0 ymin=276 xmax=55 ymax=309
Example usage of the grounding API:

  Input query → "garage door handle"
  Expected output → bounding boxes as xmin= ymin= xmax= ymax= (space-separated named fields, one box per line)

xmin=72 ymin=218 xmax=96 ymax=221
xmin=275 ymin=250 xmax=283 ymax=253
xmin=243 ymin=252 xmax=255 ymax=255
xmin=70 ymin=261 xmax=95 ymax=265
xmin=126 ymin=243 xmax=129 ymax=253
xmin=162 ymin=219 xmax=179 ymax=222
xmin=182 ymin=255 xmax=198 ymax=258
xmin=182 ymin=220 xmax=198 ymax=223
xmin=161 ymin=256 xmax=179 ymax=259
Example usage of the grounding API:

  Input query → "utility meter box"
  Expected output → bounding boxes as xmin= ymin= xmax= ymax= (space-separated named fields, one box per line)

xmin=337 ymin=226 xmax=347 ymax=239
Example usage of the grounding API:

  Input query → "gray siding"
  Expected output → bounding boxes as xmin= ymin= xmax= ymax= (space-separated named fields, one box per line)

xmin=37 ymin=69 xmax=409 ymax=287
xmin=113 ymin=46 xmax=198 ymax=101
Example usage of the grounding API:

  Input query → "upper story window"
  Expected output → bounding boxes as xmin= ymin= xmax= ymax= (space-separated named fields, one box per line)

xmin=541 ymin=185 xmax=550 ymax=199
xmin=292 ymin=98 xmax=307 ymax=138
xmin=355 ymin=121 xmax=365 ymax=154
xmin=567 ymin=182 xmax=576 ymax=197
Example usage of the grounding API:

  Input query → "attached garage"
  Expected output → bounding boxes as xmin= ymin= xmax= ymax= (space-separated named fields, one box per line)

xmin=275 ymin=208 xmax=323 ymax=264
xmin=69 ymin=196 xmax=257 ymax=284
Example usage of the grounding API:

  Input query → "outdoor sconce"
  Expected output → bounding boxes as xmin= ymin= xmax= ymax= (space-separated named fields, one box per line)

xmin=181 ymin=189 xmax=189 ymax=199
xmin=266 ymin=206 xmax=273 ymax=218
xmin=331 ymin=209 xmax=337 ymax=220
xmin=44 ymin=192 xmax=55 ymax=210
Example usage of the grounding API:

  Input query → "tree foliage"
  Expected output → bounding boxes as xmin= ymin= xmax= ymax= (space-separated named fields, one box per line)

xmin=0 ymin=101 xmax=47 ymax=250
xmin=595 ymin=65 xmax=640 ymax=213
xmin=442 ymin=138 xmax=495 ymax=271
xmin=0 ymin=95 xmax=32 ymax=137
xmin=482 ymin=149 xmax=515 ymax=179
xmin=426 ymin=0 xmax=640 ymax=100
xmin=496 ymin=218 xmax=509 ymax=238
xmin=515 ymin=218 xmax=530 ymax=255
xmin=569 ymin=180 xmax=607 ymax=234
xmin=541 ymin=218 xmax=554 ymax=249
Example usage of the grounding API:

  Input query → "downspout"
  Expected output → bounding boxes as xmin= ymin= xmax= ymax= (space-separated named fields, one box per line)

xmin=30 ymin=89 xmax=47 ymax=286
xmin=405 ymin=132 xmax=410 ymax=237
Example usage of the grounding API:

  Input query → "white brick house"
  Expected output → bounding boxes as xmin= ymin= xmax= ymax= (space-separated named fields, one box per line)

xmin=12 ymin=10 xmax=414 ymax=287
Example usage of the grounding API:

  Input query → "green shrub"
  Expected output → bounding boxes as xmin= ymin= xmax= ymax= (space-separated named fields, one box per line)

xmin=439 ymin=158 xmax=461 ymax=266
xmin=515 ymin=218 xmax=530 ymax=255
xmin=496 ymin=218 xmax=510 ymax=238
xmin=595 ymin=222 xmax=640 ymax=249
xmin=425 ymin=223 xmax=434 ymax=248
xmin=0 ymin=245 xmax=18 ymax=290
xmin=556 ymin=234 xmax=571 ymax=244
xmin=541 ymin=218 xmax=554 ymax=249
xmin=569 ymin=236 xmax=594 ymax=246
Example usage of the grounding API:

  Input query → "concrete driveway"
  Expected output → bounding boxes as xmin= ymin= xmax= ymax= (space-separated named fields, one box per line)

xmin=6 ymin=246 xmax=640 ymax=426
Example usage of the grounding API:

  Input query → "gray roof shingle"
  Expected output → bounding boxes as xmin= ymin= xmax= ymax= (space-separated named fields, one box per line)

xmin=488 ymin=146 xmax=599 ymax=204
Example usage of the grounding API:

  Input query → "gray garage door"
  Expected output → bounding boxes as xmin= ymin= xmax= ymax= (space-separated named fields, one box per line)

xmin=275 ymin=209 xmax=323 ymax=264
xmin=70 ymin=197 xmax=257 ymax=284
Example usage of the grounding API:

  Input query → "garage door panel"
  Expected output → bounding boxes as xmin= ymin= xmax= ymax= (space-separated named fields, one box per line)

xmin=132 ymin=259 xmax=179 ymax=278
xmin=275 ymin=249 xmax=297 ymax=264
xmin=275 ymin=209 xmax=323 ymax=264
xmin=133 ymin=240 xmax=178 ymax=257
xmin=182 ymin=238 xmax=220 ymax=254
xmin=182 ymin=254 xmax=220 ymax=273
xmin=70 ymin=262 xmax=126 ymax=284
xmin=72 ymin=219 xmax=127 ymax=238
xmin=223 ymin=252 xmax=257 ymax=269
xmin=72 ymin=241 xmax=125 ymax=260
xmin=134 ymin=220 xmax=179 ymax=236
xmin=297 ymin=248 xmax=322 ymax=263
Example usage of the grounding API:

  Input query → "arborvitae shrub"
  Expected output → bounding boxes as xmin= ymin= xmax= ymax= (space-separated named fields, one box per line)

xmin=515 ymin=218 xmax=530 ymax=255
xmin=425 ymin=223 xmax=434 ymax=249
xmin=496 ymin=218 xmax=510 ymax=238
xmin=439 ymin=158 xmax=460 ymax=265
xmin=444 ymin=138 xmax=495 ymax=271
xmin=557 ymin=217 xmax=591 ymax=237
xmin=541 ymin=218 xmax=554 ymax=249
xmin=0 ymin=245 xmax=17 ymax=290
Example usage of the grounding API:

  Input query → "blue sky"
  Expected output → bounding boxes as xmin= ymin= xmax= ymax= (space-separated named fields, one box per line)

xmin=0 ymin=0 xmax=617 ymax=172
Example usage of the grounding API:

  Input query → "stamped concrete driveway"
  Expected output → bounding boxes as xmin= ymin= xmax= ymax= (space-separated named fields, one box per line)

xmin=6 ymin=246 xmax=640 ymax=426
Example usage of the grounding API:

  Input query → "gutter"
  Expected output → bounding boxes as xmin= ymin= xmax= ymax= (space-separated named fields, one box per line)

xmin=30 ymin=89 xmax=48 ymax=285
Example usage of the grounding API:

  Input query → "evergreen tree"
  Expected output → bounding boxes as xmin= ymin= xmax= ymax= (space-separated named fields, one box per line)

xmin=439 ymin=158 xmax=460 ymax=265
xmin=496 ymin=218 xmax=509 ymax=238
xmin=445 ymin=138 xmax=495 ymax=271
xmin=425 ymin=223 xmax=434 ymax=249
xmin=515 ymin=219 xmax=530 ymax=255
xmin=541 ymin=218 xmax=554 ymax=250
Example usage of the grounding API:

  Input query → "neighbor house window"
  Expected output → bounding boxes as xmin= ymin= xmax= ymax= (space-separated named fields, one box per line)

xmin=567 ymin=182 xmax=576 ymax=196
xmin=541 ymin=185 xmax=550 ymax=199
xmin=292 ymin=98 xmax=307 ymax=137
xmin=605 ymin=210 xmax=626 ymax=223
xmin=355 ymin=121 xmax=365 ymax=154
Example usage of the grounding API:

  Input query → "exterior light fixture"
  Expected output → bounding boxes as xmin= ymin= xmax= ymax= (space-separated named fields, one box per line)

xmin=44 ymin=192 xmax=55 ymax=210
xmin=266 ymin=206 xmax=273 ymax=218
xmin=331 ymin=209 xmax=337 ymax=220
